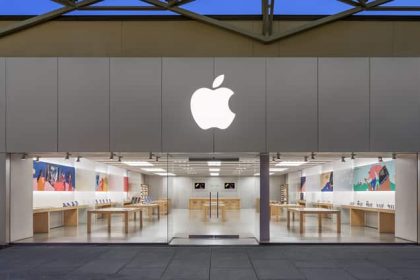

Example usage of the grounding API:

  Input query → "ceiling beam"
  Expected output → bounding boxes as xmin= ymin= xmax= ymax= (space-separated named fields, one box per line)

xmin=0 ymin=0 xmax=102 ymax=39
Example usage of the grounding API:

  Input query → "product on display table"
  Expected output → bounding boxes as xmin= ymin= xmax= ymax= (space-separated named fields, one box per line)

xmin=87 ymin=207 xmax=142 ymax=234
xmin=287 ymin=207 xmax=341 ymax=234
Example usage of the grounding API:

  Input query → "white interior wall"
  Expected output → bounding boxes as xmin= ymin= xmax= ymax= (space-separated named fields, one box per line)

xmin=146 ymin=175 xmax=285 ymax=209
xmin=10 ymin=155 xmax=33 ymax=242
xmin=395 ymin=155 xmax=418 ymax=242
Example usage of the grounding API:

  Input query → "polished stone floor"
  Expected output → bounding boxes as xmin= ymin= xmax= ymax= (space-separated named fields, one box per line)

xmin=17 ymin=209 xmax=410 ymax=244
xmin=1 ymin=245 xmax=420 ymax=279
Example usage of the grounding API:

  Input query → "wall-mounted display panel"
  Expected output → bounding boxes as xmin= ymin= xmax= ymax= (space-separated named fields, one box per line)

xmin=58 ymin=58 xmax=110 ymax=152
xmin=267 ymin=58 xmax=318 ymax=152
xmin=318 ymin=58 xmax=370 ymax=152
xmin=110 ymin=58 xmax=162 ymax=152
xmin=6 ymin=58 xmax=58 ymax=152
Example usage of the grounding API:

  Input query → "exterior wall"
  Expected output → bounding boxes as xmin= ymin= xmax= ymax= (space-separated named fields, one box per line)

xmin=0 ymin=153 xmax=9 ymax=245
xmin=1 ymin=20 xmax=420 ymax=57
xmin=1 ymin=57 xmax=420 ymax=153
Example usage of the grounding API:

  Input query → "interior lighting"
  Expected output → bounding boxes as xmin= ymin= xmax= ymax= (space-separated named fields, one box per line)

xmin=142 ymin=168 xmax=166 ymax=172
xmin=208 ymin=161 xmax=221 ymax=166
xmin=276 ymin=152 xmax=281 ymax=160
xmin=21 ymin=153 xmax=27 ymax=160
xmin=270 ymin=168 xmax=288 ymax=172
xmin=65 ymin=152 xmax=70 ymax=160
xmin=76 ymin=156 xmax=81 ymax=162
xmin=209 ymin=168 xmax=220 ymax=172
xmin=275 ymin=161 xmax=306 ymax=167
xmin=304 ymin=156 xmax=308 ymax=162
xmin=378 ymin=156 xmax=383 ymax=162
xmin=311 ymin=152 xmax=316 ymax=160
xmin=210 ymin=173 xmax=220 ymax=176
xmin=123 ymin=161 xmax=153 ymax=167
xmin=155 ymin=172 xmax=175 ymax=176
xmin=341 ymin=156 xmax=346 ymax=162
xmin=109 ymin=152 xmax=114 ymax=160
xmin=351 ymin=153 xmax=356 ymax=160
xmin=392 ymin=153 xmax=397 ymax=160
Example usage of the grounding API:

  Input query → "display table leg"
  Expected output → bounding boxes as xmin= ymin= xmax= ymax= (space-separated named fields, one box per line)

xmin=33 ymin=212 xmax=50 ymax=233
xmin=318 ymin=213 xmax=322 ymax=233
xmin=107 ymin=213 xmax=112 ymax=233
xmin=337 ymin=212 xmax=341 ymax=233
xmin=64 ymin=209 xmax=78 ymax=227
xmin=287 ymin=210 xmax=290 ymax=229
xmin=124 ymin=212 xmax=128 ymax=234
xmin=299 ymin=213 xmax=304 ymax=234
xmin=87 ymin=212 xmax=92 ymax=234
xmin=157 ymin=206 xmax=160 ymax=220
xmin=140 ymin=210 xmax=143 ymax=229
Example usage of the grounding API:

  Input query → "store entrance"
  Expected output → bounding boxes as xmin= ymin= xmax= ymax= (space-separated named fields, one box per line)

xmin=166 ymin=153 xmax=260 ymax=245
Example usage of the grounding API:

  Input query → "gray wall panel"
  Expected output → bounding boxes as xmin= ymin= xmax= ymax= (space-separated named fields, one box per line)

xmin=318 ymin=58 xmax=370 ymax=152
xmin=162 ymin=58 xmax=213 ymax=152
xmin=0 ymin=59 xmax=5 ymax=153
xmin=267 ymin=58 xmax=318 ymax=152
xmin=370 ymin=58 xmax=420 ymax=152
xmin=110 ymin=58 xmax=161 ymax=152
xmin=58 ymin=58 xmax=110 ymax=152
xmin=6 ymin=58 xmax=57 ymax=152
xmin=214 ymin=58 xmax=266 ymax=152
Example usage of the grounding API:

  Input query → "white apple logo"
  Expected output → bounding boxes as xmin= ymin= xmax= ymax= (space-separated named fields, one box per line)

xmin=190 ymin=74 xmax=236 ymax=130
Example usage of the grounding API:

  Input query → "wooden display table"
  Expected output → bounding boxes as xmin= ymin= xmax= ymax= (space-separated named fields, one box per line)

xmin=287 ymin=207 xmax=341 ymax=234
xmin=270 ymin=204 xmax=299 ymax=221
xmin=313 ymin=202 xmax=334 ymax=209
xmin=189 ymin=198 xmax=240 ymax=210
xmin=153 ymin=199 xmax=170 ymax=215
xmin=202 ymin=202 xmax=226 ymax=222
xmin=341 ymin=205 xmax=395 ymax=233
xmin=87 ymin=208 xmax=142 ymax=234
xmin=126 ymin=203 xmax=160 ymax=220
xmin=33 ymin=206 xmax=86 ymax=233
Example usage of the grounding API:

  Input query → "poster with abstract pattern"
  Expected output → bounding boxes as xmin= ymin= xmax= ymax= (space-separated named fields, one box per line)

xmin=320 ymin=172 xmax=333 ymax=192
xmin=353 ymin=161 xmax=395 ymax=191
xmin=95 ymin=173 xmax=109 ymax=192
xmin=33 ymin=161 xmax=75 ymax=191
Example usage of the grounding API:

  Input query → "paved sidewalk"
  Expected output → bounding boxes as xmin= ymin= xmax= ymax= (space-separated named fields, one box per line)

xmin=0 ymin=245 xmax=419 ymax=279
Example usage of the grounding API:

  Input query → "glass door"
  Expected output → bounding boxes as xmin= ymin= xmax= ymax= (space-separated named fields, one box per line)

xmin=167 ymin=153 xmax=260 ymax=245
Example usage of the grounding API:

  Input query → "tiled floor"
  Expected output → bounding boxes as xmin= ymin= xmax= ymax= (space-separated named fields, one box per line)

xmin=17 ymin=209 xmax=409 ymax=244
xmin=1 ymin=245 xmax=420 ymax=279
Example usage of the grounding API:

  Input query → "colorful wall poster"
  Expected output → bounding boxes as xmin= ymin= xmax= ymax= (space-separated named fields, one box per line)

xmin=95 ymin=173 xmax=109 ymax=192
xmin=123 ymin=177 xmax=129 ymax=192
xmin=353 ymin=161 xmax=395 ymax=191
xmin=33 ymin=161 xmax=75 ymax=191
xmin=300 ymin=176 xmax=306 ymax=192
xmin=320 ymin=172 xmax=333 ymax=192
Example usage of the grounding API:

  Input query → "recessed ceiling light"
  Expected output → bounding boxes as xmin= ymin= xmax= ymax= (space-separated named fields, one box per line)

xmin=270 ymin=168 xmax=288 ymax=172
xmin=275 ymin=161 xmax=305 ymax=167
xmin=142 ymin=168 xmax=166 ymax=172
xmin=155 ymin=172 xmax=176 ymax=176
xmin=210 ymin=173 xmax=219 ymax=176
xmin=123 ymin=161 xmax=153 ymax=167
xmin=209 ymin=168 xmax=220 ymax=172
xmin=208 ymin=161 xmax=221 ymax=166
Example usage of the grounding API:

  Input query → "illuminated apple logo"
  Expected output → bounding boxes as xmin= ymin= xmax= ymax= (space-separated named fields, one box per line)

xmin=190 ymin=74 xmax=236 ymax=130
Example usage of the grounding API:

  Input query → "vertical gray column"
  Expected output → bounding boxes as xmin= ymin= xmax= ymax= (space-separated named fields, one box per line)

xmin=0 ymin=153 xmax=9 ymax=245
xmin=260 ymin=153 xmax=270 ymax=243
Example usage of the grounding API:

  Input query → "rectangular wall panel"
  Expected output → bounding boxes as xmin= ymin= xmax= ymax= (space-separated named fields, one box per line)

xmin=318 ymin=58 xmax=370 ymax=152
xmin=162 ymin=58 xmax=213 ymax=152
xmin=370 ymin=58 xmax=420 ymax=152
xmin=0 ymin=58 xmax=5 ymax=152
xmin=6 ymin=58 xmax=58 ymax=152
xmin=58 ymin=58 xmax=110 ymax=152
xmin=110 ymin=58 xmax=162 ymax=152
xmin=214 ymin=58 xmax=266 ymax=152
xmin=267 ymin=58 xmax=318 ymax=152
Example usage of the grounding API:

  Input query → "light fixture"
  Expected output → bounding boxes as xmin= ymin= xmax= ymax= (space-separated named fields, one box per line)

xmin=21 ymin=153 xmax=27 ymax=160
xmin=351 ymin=153 xmax=356 ymax=160
xmin=76 ymin=156 xmax=81 ymax=162
xmin=155 ymin=172 xmax=176 ymax=176
xmin=275 ymin=161 xmax=306 ymax=167
xmin=149 ymin=152 xmax=153 ymax=160
xmin=276 ymin=152 xmax=281 ymax=160
xmin=254 ymin=172 xmax=274 ymax=176
xmin=109 ymin=152 xmax=114 ymax=160
xmin=270 ymin=168 xmax=288 ymax=172
xmin=123 ymin=161 xmax=153 ymax=167
xmin=378 ymin=156 xmax=383 ymax=162
xmin=272 ymin=156 xmax=276 ymax=162
xmin=34 ymin=156 xmax=40 ymax=162
xmin=208 ymin=161 xmax=221 ymax=166
xmin=209 ymin=168 xmax=220 ymax=172
xmin=210 ymin=173 xmax=219 ymax=176
xmin=156 ymin=156 xmax=160 ymax=162
xmin=392 ymin=153 xmax=397 ymax=160
xmin=142 ymin=168 xmax=166 ymax=172
xmin=311 ymin=152 xmax=316 ymax=160
xmin=341 ymin=156 xmax=346 ymax=162
xmin=65 ymin=152 xmax=70 ymax=160
xmin=118 ymin=156 xmax=122 ymax=162
xmin=304 ymin=156 xmax=308 ymax=162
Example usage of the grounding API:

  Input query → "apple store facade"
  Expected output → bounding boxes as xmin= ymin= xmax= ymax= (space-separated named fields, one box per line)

xmin=1 ymin=56 xmax=420 ymax=245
